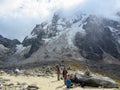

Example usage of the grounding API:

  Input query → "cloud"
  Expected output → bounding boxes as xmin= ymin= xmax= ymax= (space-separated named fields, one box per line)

xmin=80 ymin=0 xmax=120 ymax=18
xmin=0 ymin=0 xmax=84 ymax=18
xmin=0 ymin=16 xmax=37 ymax=42
xmin=0 ymin=0 xmax=120 ymax=19
xmin=0 ymin=0 xmax=120 ymax=41
xmin=58 ymin=0 xmax=120 ymax=20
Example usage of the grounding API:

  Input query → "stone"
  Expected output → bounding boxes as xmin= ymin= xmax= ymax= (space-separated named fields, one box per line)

xmin=71 ymin=72 xmax=118 ymax=88
xmin=27 ymin=84 xmax=39 ymax=90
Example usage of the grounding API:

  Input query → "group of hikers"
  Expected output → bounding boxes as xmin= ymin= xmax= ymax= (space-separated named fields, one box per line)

xmin=56 ymin=65 xmax=73 ymax=88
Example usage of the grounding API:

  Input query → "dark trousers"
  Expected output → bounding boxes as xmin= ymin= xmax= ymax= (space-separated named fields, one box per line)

xmin=64 ymin=76 xmax=67 ymax=85
xmin=57 ymin=74 xmax=60 ymax=81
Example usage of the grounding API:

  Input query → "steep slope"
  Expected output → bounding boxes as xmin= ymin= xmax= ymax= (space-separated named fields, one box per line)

xmin=0 ymin=44 xmax=9 ymax=59
xmin=5 ymin=13 xmax=120 ymax=78
xmin=12 ymin=14 xmax=88 ymax=65
xmin=75 ymin=15 xmax=120 ymax=61
xmin=0 ymin=35 xmax=21 ymax=68
xmin=0 ymin=35 xmax=21 ymax=58
xmin=21 ymin=14 xmax=120 ymax=63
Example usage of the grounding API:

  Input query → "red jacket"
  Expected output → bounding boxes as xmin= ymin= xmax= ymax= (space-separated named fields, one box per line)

xmin=56 ymin=68 xmax=60 ymax=74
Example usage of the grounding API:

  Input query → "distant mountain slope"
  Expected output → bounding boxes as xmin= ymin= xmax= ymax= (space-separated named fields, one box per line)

xmin=2 ymin=13 xmax=120 ymax=78
xmin=0 ymin=35 xmax=20 ymax=63
xmin=21 ymin=14 xmax=120 ymax=62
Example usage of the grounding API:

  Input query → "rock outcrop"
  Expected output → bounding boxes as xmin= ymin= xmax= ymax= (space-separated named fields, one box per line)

xmin=71 ymin=72 xmax=118 ymax=88
xmin=75 ymin=16 xmax=120 ymax=60
xmin=2 ymin=13 xmax=120 ymax=79
xmin=0 ymin=35 xmax=21 ymax=68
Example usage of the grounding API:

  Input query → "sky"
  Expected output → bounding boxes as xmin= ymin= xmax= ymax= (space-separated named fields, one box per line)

xmin=0 ymin=0 xmax=120 ymax=42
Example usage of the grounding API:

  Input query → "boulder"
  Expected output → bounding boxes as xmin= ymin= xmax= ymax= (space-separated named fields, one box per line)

xmin=27 ymin=84 xmax=39 ymax=90
xmin=71 ymin=72 xmax=118 ymax=88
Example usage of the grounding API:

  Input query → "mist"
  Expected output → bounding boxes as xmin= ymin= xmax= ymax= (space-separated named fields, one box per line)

xmin=0 ymin=0 xmax=120 ymax=41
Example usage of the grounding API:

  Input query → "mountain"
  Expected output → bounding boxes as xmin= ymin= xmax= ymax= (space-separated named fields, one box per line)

xmin=22 ymin=14 xmax=120 ymax=61
xmin=0 ymin=35 xmax=21 ymax=67
xmin=2 ymin=13 xmax=120 ymax=78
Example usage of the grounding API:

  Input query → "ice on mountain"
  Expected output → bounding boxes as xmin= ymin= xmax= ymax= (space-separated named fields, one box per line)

xmin=108 ymin=26 xmax=118 ymax=32
xmin=16 ymin=45 xmax=25 ymax=53
xmin=26 ymin=34 xmax=37 ymax=39
xmin=58 ymin=18 xmax=66 ymax=25
xmin=42 ymin=38 xmax=51 ymax=43
xmin=108 ymin=26 xmax=120 ymax=44
xmin=67 ymin=15 xmax=87 ymax=47
xmin=0 ymin=44 xmax=9 ymax=51
xmin=57 ymin=25 xmax=64 ymax=31
xmin=15 ymin=44 xmax=31 ymax=56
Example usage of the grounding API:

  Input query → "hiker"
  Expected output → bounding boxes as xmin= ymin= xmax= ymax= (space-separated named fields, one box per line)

xmin=66 ymin=74 xmax=73 ymax=88
xmin=73 ymin=73 xmax=79 ymax=84
xmin=63 ymin=67 xmax=68 ymax=84
xmin=56 ymin=65 xmax=61 ymax=81
xmin=84 ymin=67 xmax=91 ymax=76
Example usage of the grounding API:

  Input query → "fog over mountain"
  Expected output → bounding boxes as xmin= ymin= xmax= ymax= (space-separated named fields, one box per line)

xmin=0 ymin=0 xmax=120 ymax=41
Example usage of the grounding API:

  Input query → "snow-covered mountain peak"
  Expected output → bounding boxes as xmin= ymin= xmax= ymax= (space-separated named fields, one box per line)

xmin=26 ymin=13 xmax=89 ymax=41
xmin=1 ymin=10 xmax=120 ymax=79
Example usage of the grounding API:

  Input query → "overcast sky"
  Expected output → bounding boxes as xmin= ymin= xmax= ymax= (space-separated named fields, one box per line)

xmin=0 ymin=0 xmax=120 ymax=42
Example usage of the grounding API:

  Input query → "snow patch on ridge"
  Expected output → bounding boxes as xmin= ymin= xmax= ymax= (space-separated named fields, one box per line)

xmin=16 ymin=45 xmax=26 ymax=54
xmin=0 ymin=44 xmax=9 ymax=51
xmin=26 ymin=34 xmax=37 ymax=39
xmin=108 ymin=26 xmax=120 ymax=44
xmin=15 ymin=45 xmax=31 ymax=56
xmin=67 ymin=15 xmax=87 ymax=47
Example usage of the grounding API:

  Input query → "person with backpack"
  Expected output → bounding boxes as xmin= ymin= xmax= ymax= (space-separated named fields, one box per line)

xmin=66 ymin=74 xmax=73 ymax=88
xmin=63 ymin=66 xmax=68 ymax=84
xmin=56 ymin=65 xmax=61 ymax=81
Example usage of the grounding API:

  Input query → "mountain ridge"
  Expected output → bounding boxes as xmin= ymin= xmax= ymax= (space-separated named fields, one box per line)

xmin=1 ymin=13 xmax=120 ymax=78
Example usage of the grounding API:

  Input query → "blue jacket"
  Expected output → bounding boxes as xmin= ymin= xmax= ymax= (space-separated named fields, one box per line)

xmin=66 ymin=79 xmax=72 ymax=87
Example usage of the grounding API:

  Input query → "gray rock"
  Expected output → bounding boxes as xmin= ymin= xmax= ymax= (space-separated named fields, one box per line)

xmin=71 ymin=72 xmax=118 ymax=88
xmin=75 ymin=16 xmax=120 ymax=60
xmin=27 ymin=84 xmax=39 ymax=90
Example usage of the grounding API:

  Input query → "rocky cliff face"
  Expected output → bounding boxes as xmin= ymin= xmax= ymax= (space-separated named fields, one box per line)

xmin=0 ymin=35 xmax=21 ymax=50
xmin=2 ymin=13 xmax=120 ymax=77
xmin=0 ymin=35 xmax=21 ymax=67
xmin=75 ymin=15 xmax=120 ymax=61
xmin=21 ymin=14 xmax=120 ymax=62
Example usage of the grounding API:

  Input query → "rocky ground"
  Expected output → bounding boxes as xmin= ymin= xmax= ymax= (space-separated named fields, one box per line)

xmin=0 ymin=65 xmax=119 ymax=90
xmin=0 ymin=74 xmax=117 ymax=90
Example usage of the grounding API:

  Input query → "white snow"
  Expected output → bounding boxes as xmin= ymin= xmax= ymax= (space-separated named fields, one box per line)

xmin=108 ymin=26 xmax=118 ymax=32
xmin=108 ymin=26 xmax=120 ymax=44
xmin=15 ymin=45 xmax=31 ymax=56
xmin=26 ymin=34 xmax=37 ymax=39
xmin=0 ymin=44 xmax=9 ymax=51
xmin=42 ymin=38 xmax=51 ymax=43
xmin=42 ymin=14 xmax=87 ymax=49
xmin=57 ymin=25 xmax=64 ymax=31
xmin=67 ymin=16 xmax=87 ymax=47
xmin=43 ymin=23 xmax=48 ymax=30
xmin=58 ymin=18 xmax=66 ymax=25
xmin=117 ymin=24 xmax=120 ymax=27
xmin=16 ymin=45 xmax=26 ymax=53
